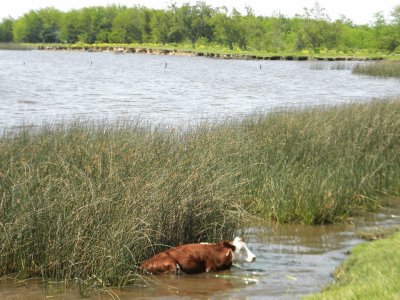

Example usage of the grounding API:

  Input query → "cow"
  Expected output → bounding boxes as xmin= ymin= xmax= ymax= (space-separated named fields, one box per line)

xmin=140 ymin=237 xmax=256 ymax=275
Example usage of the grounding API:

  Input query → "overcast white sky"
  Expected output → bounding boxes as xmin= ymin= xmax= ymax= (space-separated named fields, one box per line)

xmin=1 ymin=0 xmax=399 ymax=24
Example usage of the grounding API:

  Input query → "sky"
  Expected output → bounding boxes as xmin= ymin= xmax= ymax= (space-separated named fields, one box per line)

xmin=0 ymin=0 xmax=399 ymax=25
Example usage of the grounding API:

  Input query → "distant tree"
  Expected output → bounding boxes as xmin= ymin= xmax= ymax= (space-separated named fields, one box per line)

xmin=13 ymin=10 xmax=43 ymax=42
xmin=294 ymin=2 xmax=340 ymax=51
xmin=37 ymin=8 xmax=62 ymax=43
xmin=338 ymin=14 xmax=354 ymax=27
xmin=0 ymin=18 xmax=14 ymax=42
xmin=373 ymin=11 xmax=386 ymax=28
xmin=381 ymin=25 xmax=400 ymax=51
xmin=5 ymin=2 xmax=400 ymax=53
xmin=264 ymin=14 xmax=290 ymax=51
xmin=372 ymin=11 xmax=399 ymax=51
xmin=211 ymin=7 xmax=237 ymax=50
xmin=12 ymin=8 xmax=62 ymax=43
xmin=151 ymin=9 xmax=174 ymax=44
xmin=59 ymin=10 xmax=82 ymax=43
xmin=391 ymin=5 xmax=400 ymax=25
xmin=79 ymin=7 xmax=114 ymax=43
xmin=173 ymin=1 xmax=215 ymax=46
xmin=194 ymin=1 xmax=215 ymax=42
xmin=94 ymin=5 xmax=119 ymax=43
xmin=141 ymin=8 xmax=153 ymax=42
xmin=232 ymin=9 xmax=247 ymax=50
xmin=110 ymin=7 xmax=144 ymax=43
xmin=390 ymin=5 xmax=400 ymax=52
xmin=243 ymin=15 xmax=265 ymax=50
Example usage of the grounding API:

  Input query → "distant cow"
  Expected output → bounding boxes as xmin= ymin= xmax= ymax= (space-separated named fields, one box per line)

xmin=140 ymin=237 xmax=256 ymax=275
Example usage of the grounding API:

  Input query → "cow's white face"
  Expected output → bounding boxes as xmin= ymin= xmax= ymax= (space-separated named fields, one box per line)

xmin=232 ymin=237 xmax=256 ymax=263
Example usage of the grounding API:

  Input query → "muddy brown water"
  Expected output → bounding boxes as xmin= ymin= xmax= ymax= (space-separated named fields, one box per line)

xmin=1 ymin=201 xmax=400 ymax=300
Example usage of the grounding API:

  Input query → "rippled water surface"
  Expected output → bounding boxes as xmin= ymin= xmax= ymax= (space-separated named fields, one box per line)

xmin=0 ymin=50 xmax=399 ymax=129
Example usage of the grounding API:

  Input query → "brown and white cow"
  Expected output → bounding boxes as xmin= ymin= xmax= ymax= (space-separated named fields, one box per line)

xmin=140 ymin=237 xmax=256 ymax=275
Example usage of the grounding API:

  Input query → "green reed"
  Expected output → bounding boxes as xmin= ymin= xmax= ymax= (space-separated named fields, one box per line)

xmin=352 ymin=61 xmax=400 ymax=78
xmin=0 ymin=121 xmax=241 ymax=286
xmin=234 ymin=100 xmax=400 ymax=223
xmin=0 ymin=99 xmax=399 ymax=285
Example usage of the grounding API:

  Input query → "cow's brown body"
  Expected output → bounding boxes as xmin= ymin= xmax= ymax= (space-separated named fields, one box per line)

xmin=140 ymin=241 xmax=236 ymax=274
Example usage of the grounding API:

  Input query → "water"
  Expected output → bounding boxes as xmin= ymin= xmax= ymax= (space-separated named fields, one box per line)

xmin=0 ymin=50 xmax=399 ymax=129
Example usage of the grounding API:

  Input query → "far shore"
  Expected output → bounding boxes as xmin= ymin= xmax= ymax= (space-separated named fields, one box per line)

xmin=26 ymin=43 xmax=393 ymax=62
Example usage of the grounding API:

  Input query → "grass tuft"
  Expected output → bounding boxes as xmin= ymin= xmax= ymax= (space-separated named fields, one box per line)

xmin=352 ymin=61 xmax=400 ymax=78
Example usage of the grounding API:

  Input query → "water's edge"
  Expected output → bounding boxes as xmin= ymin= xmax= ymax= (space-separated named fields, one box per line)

xmin=34 ymin=45 xmax=384 ymax=62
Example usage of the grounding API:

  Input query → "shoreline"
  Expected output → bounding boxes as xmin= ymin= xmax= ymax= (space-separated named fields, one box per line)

xmin=34 ymin=44 xmax=385 ymax=62
xmin=306 ymin=229 xmax=400 ymax=299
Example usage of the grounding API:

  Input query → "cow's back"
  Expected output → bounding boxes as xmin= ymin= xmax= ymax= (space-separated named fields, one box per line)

xmin=140 ymin=251 xmax=179 ymax=274
xmin=140 ymin=242 xmax=235 ymax=274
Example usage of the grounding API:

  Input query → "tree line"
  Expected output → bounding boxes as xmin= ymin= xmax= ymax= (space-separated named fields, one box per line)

xmin=1 ymin=1 xmax=399 ymax=53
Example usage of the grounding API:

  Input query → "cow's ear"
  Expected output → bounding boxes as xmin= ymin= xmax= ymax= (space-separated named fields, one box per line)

xmin=222 ymin=241 xmax=236 ymax=251
xmin=225 ymin=249 xmax=233 ymax=257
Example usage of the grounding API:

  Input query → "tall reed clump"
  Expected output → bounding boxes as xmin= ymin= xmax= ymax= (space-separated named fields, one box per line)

xmin=0 ymin=122 xmax=241 ymax=286
xmin=228 ymin=99 xmax=400 ymax=224
xmin=352 ymin=61 xmax=400 ymax=78
xmin=0 ymin=99 xmax=399 ymax=285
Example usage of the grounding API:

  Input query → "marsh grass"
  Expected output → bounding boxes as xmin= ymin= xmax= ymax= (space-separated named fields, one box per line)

xmin=309 ymin=62 xmax=327 ymax=70
xmin=0 ymin=99 xmax=399 ymax=286
xmin=353 ymin=61 xmax=400 ymax=78
xmin=233 ymin=100 xmax=400 ymax=224
xmin=310 ymin=62 xmax=354 ymax=71
xmin=0 ymin=121 xmax=242 ymax=286
xmin=329 ymin=62 xmax=353 ymax=70
xmin=0 ymin=43 xmax=32 ymax=50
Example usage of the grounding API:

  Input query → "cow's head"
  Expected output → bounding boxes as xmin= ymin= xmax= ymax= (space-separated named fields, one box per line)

xmin=232 ymin=237 xmax=256 ymax=263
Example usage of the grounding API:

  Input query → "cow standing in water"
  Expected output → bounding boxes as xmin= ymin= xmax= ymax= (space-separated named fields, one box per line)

xmin=140 ymin=237 xmax=256 ymax=274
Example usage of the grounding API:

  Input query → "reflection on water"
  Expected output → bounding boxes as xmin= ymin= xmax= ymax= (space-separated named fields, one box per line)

xmin=1 ymin=200 xmax=399 ymax=300
xmin=0 ymin=50 xmax=400 ymax=129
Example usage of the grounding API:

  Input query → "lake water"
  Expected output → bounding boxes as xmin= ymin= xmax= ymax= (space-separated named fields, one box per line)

xmin=0 ymin=50 xmax=399 ymax=129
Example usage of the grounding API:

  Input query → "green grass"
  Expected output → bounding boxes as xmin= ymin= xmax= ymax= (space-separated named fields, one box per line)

xmin=353 ymin=61 xmax=400 ymax=78
xmin=305 ymin=231 xmax=400 ymax=300
xmin=0 ymin=43 xmax=32 ymax=50
xmin=1 ymin=99 xmax=399 ymax=286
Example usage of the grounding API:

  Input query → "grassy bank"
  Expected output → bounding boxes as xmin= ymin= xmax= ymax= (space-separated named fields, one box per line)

xmin=26 ymin=42 xmax=400 ymax=61
xmin=353 ymin=61 xmax=400 ymax=78
xmin=1 ymin=99 xmax=400 ymax=285
xmin=305 ymin=231 xmax=400 ymax=299
xmin=0 ymin=43 xmax=33 ymax=50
